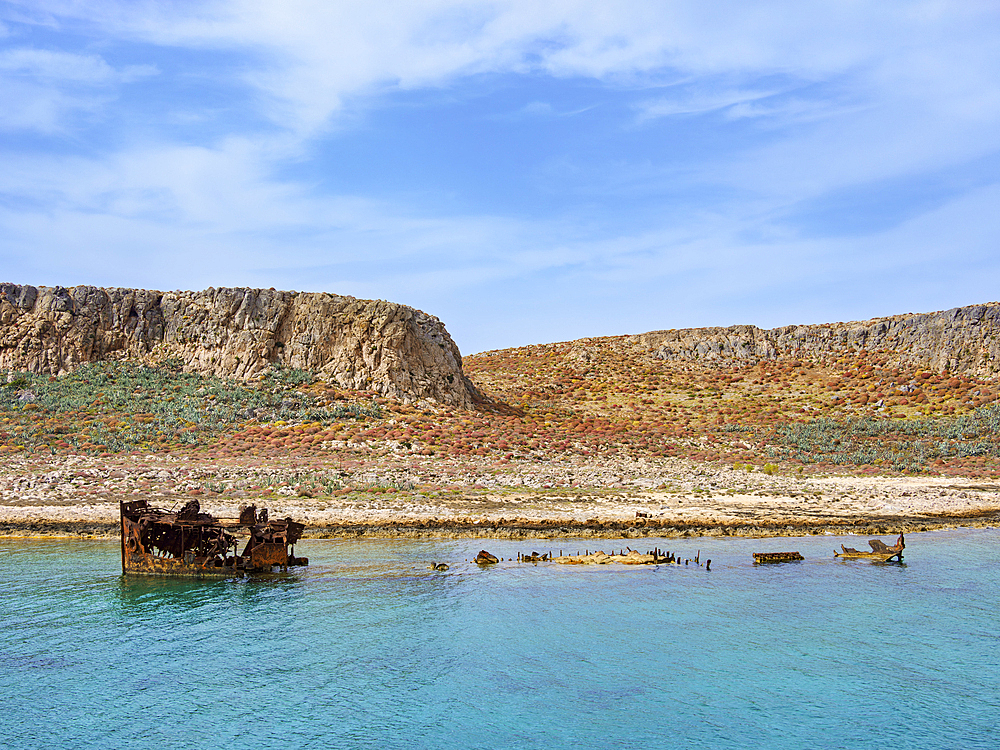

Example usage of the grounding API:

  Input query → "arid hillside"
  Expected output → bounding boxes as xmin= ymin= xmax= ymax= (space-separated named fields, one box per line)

xmin=465 ymin=323 xmax=1000 ymax=476
xmin=2 ymin=300 xmax=1000 ymax=480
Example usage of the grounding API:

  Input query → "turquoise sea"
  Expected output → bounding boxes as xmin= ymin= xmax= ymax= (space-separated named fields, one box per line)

xmin=2 ymin=529 xmax=998 ymax=749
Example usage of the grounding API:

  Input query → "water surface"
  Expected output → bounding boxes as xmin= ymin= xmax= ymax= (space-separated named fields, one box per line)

xmin=2 ymin=530 xmax=998 ymax=749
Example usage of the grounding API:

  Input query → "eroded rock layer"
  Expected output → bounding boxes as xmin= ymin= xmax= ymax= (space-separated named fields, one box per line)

xmin=635 ymin=303 xmax=1000 ymax=376
xmin=0 ymin=284 xmax=480 ymax=407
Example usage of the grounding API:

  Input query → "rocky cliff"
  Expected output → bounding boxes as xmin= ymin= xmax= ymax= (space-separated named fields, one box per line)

xmin=635 ymin=302 xmax=1000 ymax=377
xmin=0 ymin=284 xmax=481 ymax=408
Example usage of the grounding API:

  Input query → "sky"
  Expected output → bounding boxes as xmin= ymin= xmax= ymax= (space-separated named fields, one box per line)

xmin=1 ymin=1 xmax=999 ymax=355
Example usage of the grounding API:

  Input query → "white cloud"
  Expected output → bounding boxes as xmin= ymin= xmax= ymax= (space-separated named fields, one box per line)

xmin=0 ymin=137 xmax=531 ymax=284
xmin=636 ymin=85 xmax=790 ymax=120
xmin=0 ymin=47 xmax=116 ymax=82
xmin=0 ymin=47 xmax=157 ymax=131
xmin=11 ymin=1 xmax=996 ymax=132
xmin=6 ymin=0 xmax=993 ymax=222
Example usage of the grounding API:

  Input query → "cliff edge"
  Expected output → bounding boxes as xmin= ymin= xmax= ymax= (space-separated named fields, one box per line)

xmin=0 ymin=284 xmax=481 ymax=408
xmin=634 ymin=302 xmax=1000 ymax=377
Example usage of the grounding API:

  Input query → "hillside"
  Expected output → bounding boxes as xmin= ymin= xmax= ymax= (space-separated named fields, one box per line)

xmin=2 ymin=298 xmax=1000 ymax=480
xmin=464 ymin=308 xmax=1000 ymax=476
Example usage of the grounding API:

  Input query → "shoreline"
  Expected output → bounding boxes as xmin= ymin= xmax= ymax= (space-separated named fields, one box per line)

xmin=4 ymin=509 xmax=998 ymax=540
xmin=4 ymin=452 xmax=1000 ymax=540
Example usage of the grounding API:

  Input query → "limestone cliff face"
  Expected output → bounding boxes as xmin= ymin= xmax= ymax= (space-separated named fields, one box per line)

xmin=0 ymin=284 xmax=481 ymax=408
xmin=635 ymin=303 xmax=1000 ymax=376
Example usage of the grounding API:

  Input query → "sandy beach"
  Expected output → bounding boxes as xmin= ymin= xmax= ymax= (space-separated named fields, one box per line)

xmin=3 ymin=452 xmax=998 ymax=539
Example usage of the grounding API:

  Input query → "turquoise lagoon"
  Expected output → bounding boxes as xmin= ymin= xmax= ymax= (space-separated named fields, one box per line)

xmin=2 ymin=529 xmax=998 ymax=749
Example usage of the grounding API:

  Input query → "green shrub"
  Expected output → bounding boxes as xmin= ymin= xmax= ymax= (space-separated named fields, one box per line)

xmin=0 ymin=361 xmax=375 ymax=454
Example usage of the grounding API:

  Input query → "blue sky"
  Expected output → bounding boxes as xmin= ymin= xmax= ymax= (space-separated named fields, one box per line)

xmin=2 ymin=1 xmax=999 ymax=355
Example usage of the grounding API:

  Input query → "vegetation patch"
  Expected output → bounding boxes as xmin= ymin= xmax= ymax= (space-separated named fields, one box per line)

xmin=0 ymin=361 xmax=380 ymax=456
xmin=4 ymin=337 xmax=1000 ymax=478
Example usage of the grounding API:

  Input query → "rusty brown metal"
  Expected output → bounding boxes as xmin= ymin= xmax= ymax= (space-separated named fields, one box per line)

xmin=120 ymin=499 xmax=308 ymax=577
xmin=752 ymin=551 xmax=805 ymax=563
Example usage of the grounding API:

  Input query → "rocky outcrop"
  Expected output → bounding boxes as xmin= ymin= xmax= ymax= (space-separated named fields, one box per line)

xmin=635 ymin=303 xmax=1000 ymax=377
xmin=0 ymin=284 xmax=482 ymax=408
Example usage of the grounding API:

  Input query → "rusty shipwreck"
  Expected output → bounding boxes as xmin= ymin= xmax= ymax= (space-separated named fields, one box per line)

xmin=120 ymin=499 xmax=308 ymax=577
xmin=834 ymin=533 xmax=905 ymax=562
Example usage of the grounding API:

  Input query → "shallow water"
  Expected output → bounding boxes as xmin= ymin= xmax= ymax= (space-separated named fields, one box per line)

xmin=2 ymin=529 xmax=998 ymax=749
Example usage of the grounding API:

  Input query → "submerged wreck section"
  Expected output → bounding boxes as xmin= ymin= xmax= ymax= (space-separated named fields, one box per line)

xmin=120 ymin=499 xmax=307 ymax=577
xmin=512 ymin=547 xmax=708 ymax=568
xmin=834 ymin=533 xmax=905 ymax=562
xmin=753 ymin=551 xmax=805 ymax=564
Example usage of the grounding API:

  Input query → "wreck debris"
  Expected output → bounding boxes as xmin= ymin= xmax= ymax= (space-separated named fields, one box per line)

xmin=753 ymin=551 xmax=805 ymax=563
xmin=555 ymin=549 xmax=667 ymax=565
xmin=518 ymin=551 xmax=550 ymax=563
xmin=835 ymin=533 xmax=905 ymax=561
xmin=474 ymin=550 xmax=499 ymax=564
xmin=513 ymin=547 xmax=707 ymax=567
xmin=120 ymin=499 xmax=307 ymax=577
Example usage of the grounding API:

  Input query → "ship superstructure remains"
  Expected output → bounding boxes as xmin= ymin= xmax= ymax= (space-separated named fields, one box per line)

xmin=120 ymin=499 xmax=307 ymax=576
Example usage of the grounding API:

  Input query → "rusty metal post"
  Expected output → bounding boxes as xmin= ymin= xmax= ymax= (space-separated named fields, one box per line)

xmin=119 ymin=500 xmax=126 ymax=575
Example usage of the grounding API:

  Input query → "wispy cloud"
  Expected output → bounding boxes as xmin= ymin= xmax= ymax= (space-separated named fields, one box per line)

xmin=0 ymin=46 xmax=157 ymax=131
xmin=636 ymin=85 xmax=788 ymax=120
xmin=4 ymin=1 xmax=969 ymax=133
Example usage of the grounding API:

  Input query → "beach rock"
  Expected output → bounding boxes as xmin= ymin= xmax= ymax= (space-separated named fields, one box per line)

xmin=0 ymin=284 xmax=482 ymax=408
xmin=474 ymin=550 xmax=499 ymax=564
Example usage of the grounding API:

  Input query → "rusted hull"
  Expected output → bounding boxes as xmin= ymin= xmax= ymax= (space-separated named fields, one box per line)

xmin=123 ymin=554 xmax=241 ymax=578
xmin=123 ymin=548 xmax=307 ymax=577
xmin=120 ymin=499 xmax=307 ymax=577
xmin=249 ymin=542 xmax=291 ymax=569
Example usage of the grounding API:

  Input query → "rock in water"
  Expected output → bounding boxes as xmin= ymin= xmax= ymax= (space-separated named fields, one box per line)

xmin=0 ymin=284 xmax=482 ymax=408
